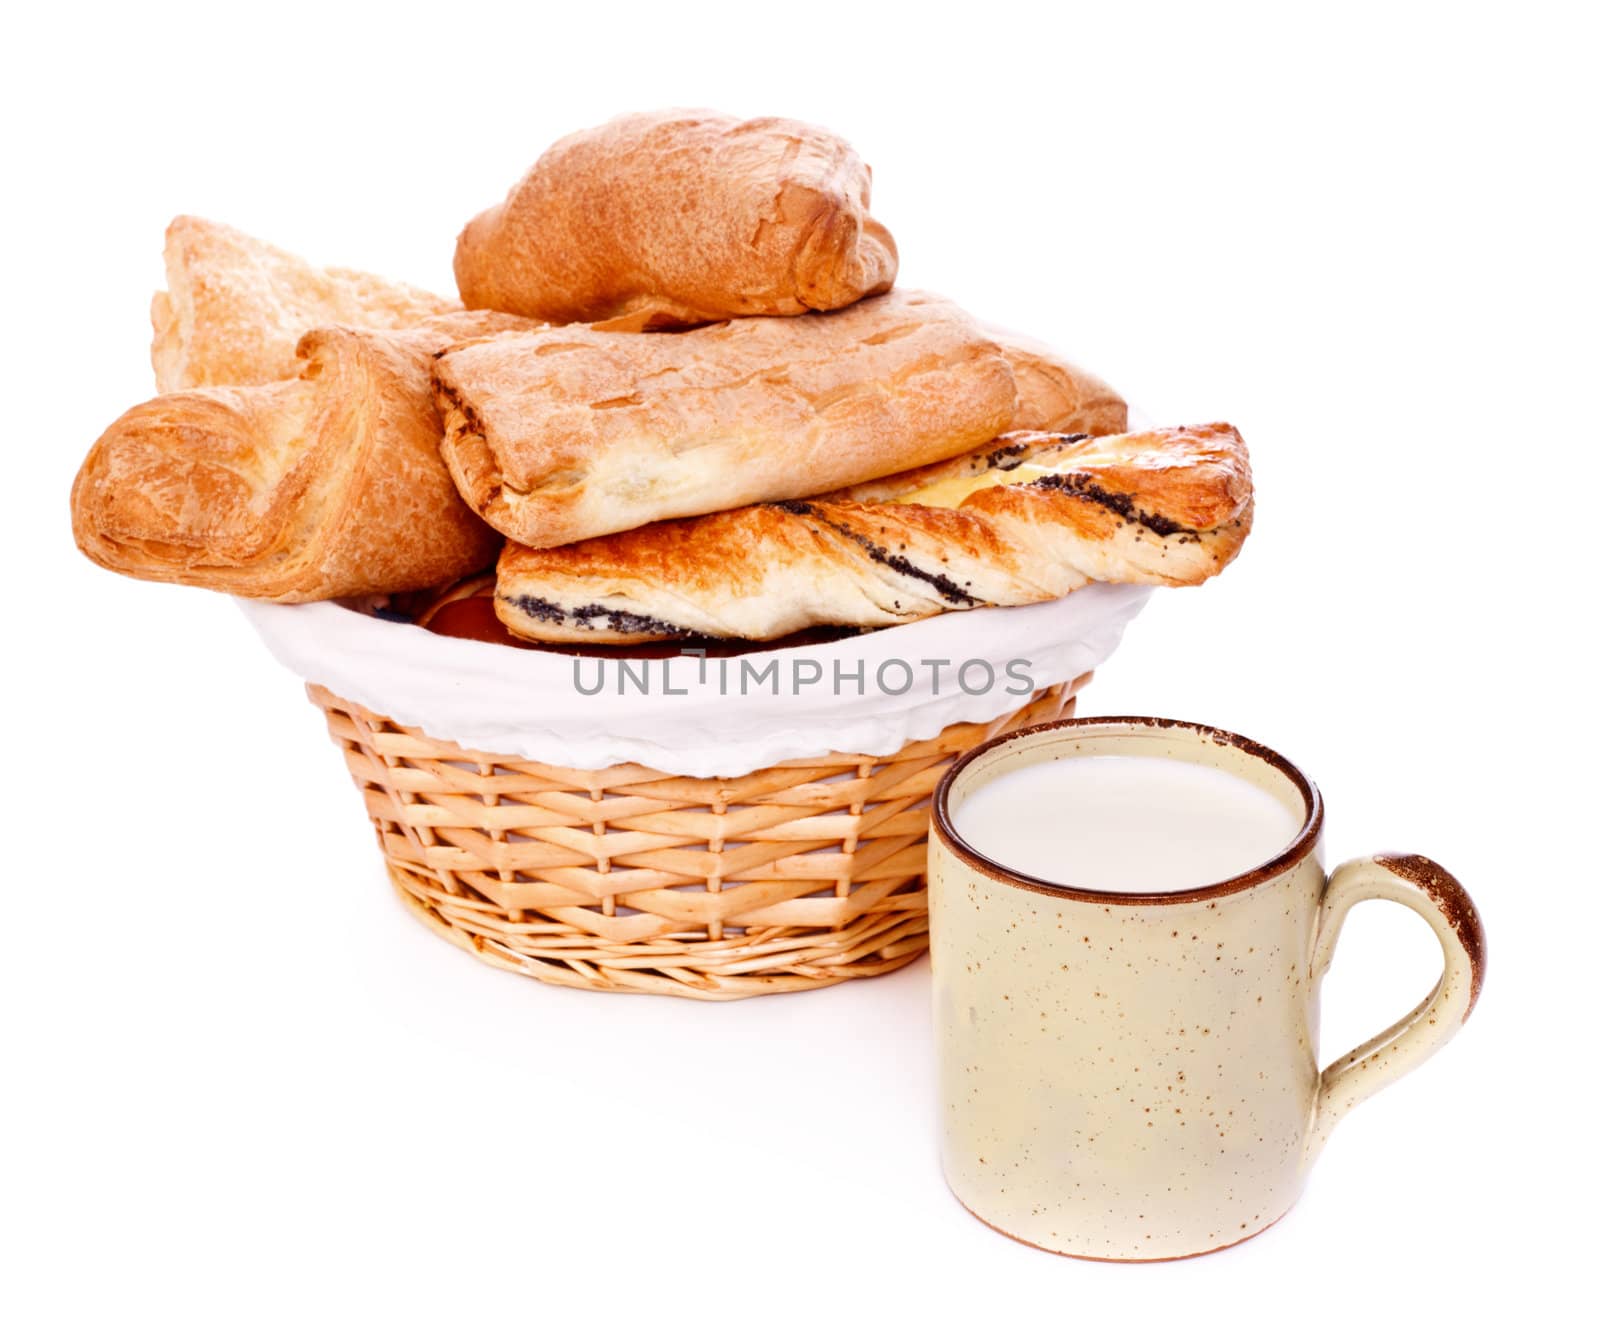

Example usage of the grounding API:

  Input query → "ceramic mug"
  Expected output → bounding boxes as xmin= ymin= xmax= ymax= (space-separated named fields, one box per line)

xmin=928 ymin=717 xmax=1485 ymax=1261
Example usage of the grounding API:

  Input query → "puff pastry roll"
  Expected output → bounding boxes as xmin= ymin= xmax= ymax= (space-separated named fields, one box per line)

xmin=494 ymin=425 xmax=1253 ymax=644
xmin=74 ymin=312 xmax=533 ymax=602
xmin=989 ymin=328 xmax=1128 ymax=437
xmin=151 ymin=216 xmax=457 ymax=392
xmin=453 ymin=109 xmax=898 ymax=330
xmin=433 ymin=290 xmax=1017 ymax=549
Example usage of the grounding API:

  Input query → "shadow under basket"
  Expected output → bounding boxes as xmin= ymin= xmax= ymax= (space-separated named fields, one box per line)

xmin=311 ymin=674 xmax=1087 ymax=1000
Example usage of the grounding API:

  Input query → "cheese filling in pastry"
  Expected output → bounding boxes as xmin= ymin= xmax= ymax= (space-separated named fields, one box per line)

xmin=893 ymin=460 xmax=1061 ymax=508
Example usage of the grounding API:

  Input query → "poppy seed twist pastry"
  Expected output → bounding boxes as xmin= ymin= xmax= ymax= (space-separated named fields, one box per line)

xmin=493 ymin=424 xmax=1254 ymax=644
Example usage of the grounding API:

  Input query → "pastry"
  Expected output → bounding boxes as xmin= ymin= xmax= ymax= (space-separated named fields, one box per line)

xmin=433 ymin=290 xmax=1017 ymax=549
xmin=415 ymin=575 xmax=527 ymax=647
xmin=493 ymin=424 xmax=1253 ymax=644
xmin=74 ymin=312 xmax=534 ymax=602
xmin=989 ymin=327 xmax=1128 ymax=436
xmin=416 ymin=575 xmax=858 ymax=657
xmin=453 ymin=109 xmax=897 ymax=329
xmin=151 ymin=216 xmax=457 ymax=392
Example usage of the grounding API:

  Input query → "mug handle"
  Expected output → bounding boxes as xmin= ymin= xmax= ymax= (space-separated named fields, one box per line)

xmin=1305 ymin=853 xmax=1486 ymax=1158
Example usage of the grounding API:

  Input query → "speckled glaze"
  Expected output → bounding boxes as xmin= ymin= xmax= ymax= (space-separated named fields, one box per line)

xmin=929 ymin=717 xmax=1485 ymax=1261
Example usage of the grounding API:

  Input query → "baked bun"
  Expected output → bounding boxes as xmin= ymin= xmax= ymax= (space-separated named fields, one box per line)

xmin=151 ymin=216 xmax=458 ymax=393
xmin=433 ymin=290 xmax=1016 ymax=549
xmin=453 ymin=109 xmax=897 ymax=330
xmin=494 ymin=425 xmax=1253 ymax=644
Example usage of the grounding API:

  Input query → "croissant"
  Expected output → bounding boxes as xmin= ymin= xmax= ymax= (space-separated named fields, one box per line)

xmin=433 ymin=290 xmax=1017 ymax=549
xmin=151 ymin=216 xmax=457 ymax=392
xmin=494 ymin=425 xmax=1253 ymax=644
xmin=74 ymin=312 xmax=533 ymax=602
xmin=453 ymin=109 xmax=897 ymax=330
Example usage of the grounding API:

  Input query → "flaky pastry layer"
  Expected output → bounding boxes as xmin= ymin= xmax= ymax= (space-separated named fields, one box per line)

xmin=76 ymin=312 xmax=533 ymax=601
xmin=151 ymin=216 xmax=456 ymax=393
xmin=495 ymin=425 xmax=1253 ymax=643
xmin=454 ymin=109 xmax=897 ymax=329
xmin=433 ymin=290 xmax=1018 ymax=549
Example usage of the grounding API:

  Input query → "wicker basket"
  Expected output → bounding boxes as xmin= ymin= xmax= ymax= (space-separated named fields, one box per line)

xmin=311 ymin=673 xmax=1088 ymax=1000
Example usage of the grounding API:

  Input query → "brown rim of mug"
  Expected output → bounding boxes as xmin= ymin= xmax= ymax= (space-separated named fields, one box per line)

xmin=951 ymin=1185 xmax=1296 ymax=1262
xmin=931 ymin=715 xmax=1324 ymax=906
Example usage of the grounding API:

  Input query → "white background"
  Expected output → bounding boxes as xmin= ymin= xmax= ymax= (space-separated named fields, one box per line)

xmin=5 ymin=3 xmax=1595 ymax=1339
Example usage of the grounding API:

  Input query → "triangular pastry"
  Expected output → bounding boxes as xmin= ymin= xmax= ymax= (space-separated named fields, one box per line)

xmin=151 ymin=215 xmax=457 ymax=392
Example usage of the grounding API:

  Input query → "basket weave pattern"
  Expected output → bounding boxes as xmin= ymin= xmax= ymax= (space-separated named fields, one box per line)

xmin=312 ymin=674 xmax=1087 ymax=1000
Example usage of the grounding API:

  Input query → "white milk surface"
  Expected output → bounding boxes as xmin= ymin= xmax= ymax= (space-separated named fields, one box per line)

xmin=952 ymin=755 xmax=1302 ymax=892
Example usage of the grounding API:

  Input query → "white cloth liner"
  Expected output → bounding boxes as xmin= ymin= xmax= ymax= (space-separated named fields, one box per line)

xmin=241 ymin=584 xmax=1150 ymax=776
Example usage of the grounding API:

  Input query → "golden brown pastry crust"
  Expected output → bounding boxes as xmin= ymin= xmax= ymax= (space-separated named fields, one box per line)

xmin=75 ymin=312 xmax=533 ymax=601
xmin=988 ymin=327 xmax=1128 ymax=436
xmin=453 ymin=109 xmax=898 ymax=329
xmin=494 ymin=425 xmax=1253 ymax=644
xmin=150 ymin=216 xmax=457 ymax=392
xmin=433 ymin=290 xmax=1017 ymax=549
